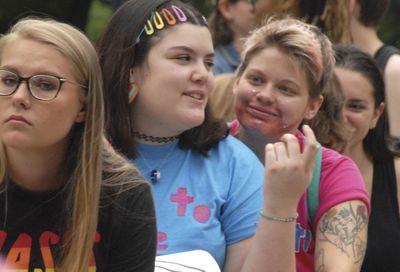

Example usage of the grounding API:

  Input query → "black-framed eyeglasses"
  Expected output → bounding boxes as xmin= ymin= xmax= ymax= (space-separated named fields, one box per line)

xmin=0 ymin=69 xmax=87 ymax=101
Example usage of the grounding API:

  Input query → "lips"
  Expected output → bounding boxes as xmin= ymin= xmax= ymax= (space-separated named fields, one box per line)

xmin=247 ymin=104 xmax=279 ymax=120
xmin=183 ymin=90 xmax=206 ymax=101
xmin=6 ymin=115 xmax=32 ymax=125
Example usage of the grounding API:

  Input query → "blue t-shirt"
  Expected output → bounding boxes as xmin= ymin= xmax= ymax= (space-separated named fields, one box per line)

xmin=133 ymin=135 xmax=263 ymax=268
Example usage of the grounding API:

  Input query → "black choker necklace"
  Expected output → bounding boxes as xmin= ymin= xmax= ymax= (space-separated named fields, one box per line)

xmin=133 ymin=131 xmax=178 ymax=144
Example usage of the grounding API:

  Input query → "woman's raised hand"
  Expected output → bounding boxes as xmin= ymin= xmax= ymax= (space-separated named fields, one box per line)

xmin=263 ymin=125 xmax=319 ymax=214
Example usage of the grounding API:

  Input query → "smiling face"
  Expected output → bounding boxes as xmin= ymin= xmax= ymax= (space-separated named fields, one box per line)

xmin=335 ymin=67 xmax=383 ymax=150
xmin=0 ymin=38 xmax=85 ymax=152
xmin=131 ymin=24 xmax=214 ymax=137
xmin=234 ymin=46 xmax=322 ymax=142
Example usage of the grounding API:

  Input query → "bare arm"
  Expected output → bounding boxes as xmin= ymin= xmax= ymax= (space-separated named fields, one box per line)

xmin=384 ymin=55 xmax=400 ymax=137
xmin=314 ymin=200 xmax=368 ymax=272
xmin=223 ymin=125 xmax=318 ymax=272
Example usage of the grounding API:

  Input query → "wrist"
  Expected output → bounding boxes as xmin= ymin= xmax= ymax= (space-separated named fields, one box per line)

xmin=264 ymin=198 xmax=299 ymax=215
xmin=259 ymin=210 xmax=298 ymax=223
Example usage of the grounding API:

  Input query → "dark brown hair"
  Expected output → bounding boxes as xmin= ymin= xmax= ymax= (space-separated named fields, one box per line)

xmin=97 ymin=0 xmax=227 ymax=158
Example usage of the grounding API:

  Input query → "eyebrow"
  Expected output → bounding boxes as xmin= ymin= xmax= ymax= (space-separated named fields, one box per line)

xmin=279 ymin=79 xmax=301 ymax=89
xmin=0 ymin=65 xmax=62 ymax=78
xmin=347 ymin=99 xmax=367 ymax=103
xmin=168 ymin=46 xmax=214 ymax=58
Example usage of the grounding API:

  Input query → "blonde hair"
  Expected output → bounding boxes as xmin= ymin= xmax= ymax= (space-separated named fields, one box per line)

xmin=0 ymin=18 xmax=145 ymax=271
xmin=238 ymin=16 xmax=335 ymax=99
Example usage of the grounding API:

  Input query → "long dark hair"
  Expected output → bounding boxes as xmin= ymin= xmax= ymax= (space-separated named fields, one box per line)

xmin=334 ymin=44 xmax=392 ymax=162
xmin=97 ymin=0 xmax=227 ymax=158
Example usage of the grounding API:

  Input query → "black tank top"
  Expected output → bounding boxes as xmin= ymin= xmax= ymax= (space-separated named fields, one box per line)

xmin=374 ymin=44 xmax=400 ymax=71
xmin=361 ymin=159 xmax=400 ymax=271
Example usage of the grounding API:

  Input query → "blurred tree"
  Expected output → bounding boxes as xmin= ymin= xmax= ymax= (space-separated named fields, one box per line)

xmin=0 ymin=0 xmax=92 ymax=34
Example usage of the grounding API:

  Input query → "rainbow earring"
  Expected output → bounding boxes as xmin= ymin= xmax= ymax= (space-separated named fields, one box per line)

xmin=128 ymin=82 xmax=139 ymax=104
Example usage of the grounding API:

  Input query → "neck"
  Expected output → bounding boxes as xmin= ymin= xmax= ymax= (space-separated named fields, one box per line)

xmin=350 ymin=19 xmax=383 ymax=55
xmin=232 ymin=36 xmax=244 ymax=55
xmin=238 ymin=128 xmax=270 ymax=163
xmin=345 ymin=143 xmax=372 ymax=173
xmin=6 ymin=146 xmax=67 ymax=192
xmin=344 ymin=143 xmax=373 ymax=195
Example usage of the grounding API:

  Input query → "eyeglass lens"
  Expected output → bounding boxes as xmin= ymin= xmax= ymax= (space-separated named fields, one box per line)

xmin=0 ymin=70 xmax=60 ymax=100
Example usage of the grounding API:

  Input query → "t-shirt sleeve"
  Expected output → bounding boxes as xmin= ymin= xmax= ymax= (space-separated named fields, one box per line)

xmin=105 ymin=182 xmax=157 ymax=272
xmin=220 ymin=143 xmax=264 ymax=246
xmin=312 ymin=149 xmax=371 ymax=229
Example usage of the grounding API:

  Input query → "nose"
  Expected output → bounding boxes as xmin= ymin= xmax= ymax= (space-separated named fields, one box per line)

xmin=255 ymin=84 xmax=275 ymax=104
xmin=342 ymin=109 xmax=350 ymax=123
xmin=11 ymin=80 xmax=32 ymax=108
xmin=191 ymin=61 xmax=211 ymax=85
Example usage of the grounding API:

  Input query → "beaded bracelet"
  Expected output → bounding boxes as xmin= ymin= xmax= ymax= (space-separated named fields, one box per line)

xmin=259 ymin=210 xmax=298 ymax=223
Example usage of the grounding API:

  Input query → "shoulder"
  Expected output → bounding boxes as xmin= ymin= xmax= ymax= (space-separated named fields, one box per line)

xmin=321 ymin=147 xmax=357 ymax=171
xmin=212 ymin=135 xmax=259 ymax=159
xmin=208 ymin=135 xmax=264 ymax=177
xmin=100 ymin=179 xmax=154 ymax=213
xmin=320 ymin=147 xmax=367 ymax=196
xmin=385 ymin=53 xmax=400 ymax=76
xmin=319 ymin=147 xmax=369 ymax=205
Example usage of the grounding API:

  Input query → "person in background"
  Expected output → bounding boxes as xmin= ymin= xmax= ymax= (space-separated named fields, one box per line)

xmin=208 ymin=0 xmax=257 ymax=75
xmin=230 ymin=17 xmax=370 ymax=271
xmin=347 ymin=0 xmax=400 ymax=154
xmin=334 ymin=44 xmax=400 ymax=272
xmin=254 ymin=0 xmax=352 ymax=43
xmin=0 ymin=18 xmax=156 ymax=271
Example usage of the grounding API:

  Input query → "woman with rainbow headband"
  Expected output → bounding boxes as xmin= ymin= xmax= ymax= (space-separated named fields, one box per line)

xmin=97 ymin=0 xmax=266 ymax=270
xmin=0 ymin=18 xmax=156 ymax=271
xmin=230 ymin=17 xmax=370 ymax=271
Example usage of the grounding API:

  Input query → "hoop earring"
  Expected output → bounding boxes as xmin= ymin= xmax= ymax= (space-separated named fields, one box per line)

xmin=128 ymin=82 xmax=139 ymax=104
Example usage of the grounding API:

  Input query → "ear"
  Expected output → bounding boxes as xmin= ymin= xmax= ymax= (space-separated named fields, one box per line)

xmin=304 ymin=95 xmax=324 ymax=120
xmin=75 ymin=98 xmax=86 ymax=123
xmin=232 ymin=73 xmax=241 ymax=94
xmin=370 ymin=102 xmax=385 ymax=129
xmin=218 ymin=0 xmax=234 ymax=21
xmin=129 ymin=67 xmax=136 ymax=83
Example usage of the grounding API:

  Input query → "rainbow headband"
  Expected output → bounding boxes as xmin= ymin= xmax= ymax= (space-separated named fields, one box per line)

xmin=135 ymin=5 xmax=207 ymax=44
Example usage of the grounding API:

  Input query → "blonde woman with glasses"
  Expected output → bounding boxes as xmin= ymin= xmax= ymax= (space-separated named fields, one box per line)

xmin=0 ymin=18 xmax=156 ymax=271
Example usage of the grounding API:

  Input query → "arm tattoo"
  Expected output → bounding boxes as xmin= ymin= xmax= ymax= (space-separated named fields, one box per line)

xmin=318 ymin=202 xmax=368 ymax=263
